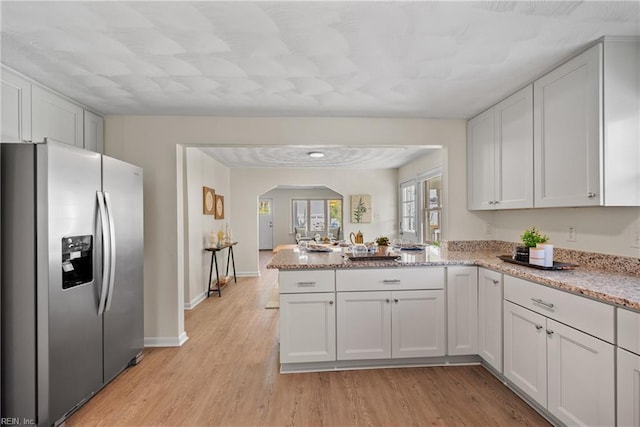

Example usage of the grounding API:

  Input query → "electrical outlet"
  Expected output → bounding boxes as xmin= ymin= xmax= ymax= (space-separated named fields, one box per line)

xmin=631 ymin=230 xmax=640 ymax=249
xmin=567 ymin=226 xmax=577 ymax=242
xmin=484 ymin=223 xmax=493 ymax=235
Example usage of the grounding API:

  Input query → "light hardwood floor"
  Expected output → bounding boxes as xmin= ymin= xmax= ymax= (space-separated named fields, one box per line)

xmin=68 ymin=251 xmax=549 ymax=426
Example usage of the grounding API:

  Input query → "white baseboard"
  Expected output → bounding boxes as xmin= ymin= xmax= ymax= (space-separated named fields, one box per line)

xmin=184 ymin=291 xmax=207 ymax=310
xmin=237 ymin=271 xmax=260 ymax=277
xmin=144 ymin=332 xmax=189 ymax=348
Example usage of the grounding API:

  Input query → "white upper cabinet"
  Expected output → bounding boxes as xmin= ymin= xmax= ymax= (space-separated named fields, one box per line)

xmin=1 ymin=67 xmax=31 ymax=143
xmin=83 ymin=110 xmax=104 ymax=154
xmin=32 ymin=85 xmax=83 ymax=148
xmin=467 ymin=85 xmax=533 ymax=210
xmin=534 ymin=39 xmax=640 ymax=207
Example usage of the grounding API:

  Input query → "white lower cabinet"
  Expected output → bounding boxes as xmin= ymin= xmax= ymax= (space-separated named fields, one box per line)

xmin=447 ymin=267 xmax=478 ymax=355
xmin=504 ymin=299 xmax=615 ymax=426
xmin=336 ymin=289 xmax=445 ymax=360
xmin=279 ymin=292 xmax=336 ymax=364
xmin=618 ymin=347 xmax=640 ymax=427
xmin=478 ymin=268 xmax=503 ymax=372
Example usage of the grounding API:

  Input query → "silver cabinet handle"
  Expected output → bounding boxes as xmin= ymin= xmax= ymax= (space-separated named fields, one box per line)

xmin=492 ymin=279 xmax=499 ymax=285
xmin=103 ymin=192 xmax=117 ymax=312
xmin=97 ymin=191 xmax=110 ymax=316
xmin=494 ymin=200 xmax=500 ymax=204
xmin=297 ymin=281 xmax=316 ymax=287
xmin=546 ymin=329 xmax=554 ymax=336
xmin=535 ymin=324 xmax=543 ymax=330
xmin=385 ymin=298 xmax=390 ymax=303
xmin=587 ymin=192 xmax=597 ymax=198
xmin=394 ymin=298 xmax=399 ymax=303
xmin=382 ymin=279 xmax=401 ymax=284
xmin=488 ymin=201 xmax=495 ymax=205
xmin=531 ymin=298 xmax=554 ymax=309
xmin=328 ymin=301 xmax=334 ymax=305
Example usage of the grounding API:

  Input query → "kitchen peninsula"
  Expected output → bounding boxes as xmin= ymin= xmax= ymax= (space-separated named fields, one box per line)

xmin=267 ymin=242 xmax=640 ymax=426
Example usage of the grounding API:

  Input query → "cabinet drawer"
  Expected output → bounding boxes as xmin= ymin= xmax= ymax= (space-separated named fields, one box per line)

xmin=336 ymin=267 xmax=444 ymax=292
xmin=504 ymin=275 xmax=614 ymax=343
xmin=279 ymin=270 xmax=335 ymax=293
xmin=618 ymin=308 xmax=640 ymax=355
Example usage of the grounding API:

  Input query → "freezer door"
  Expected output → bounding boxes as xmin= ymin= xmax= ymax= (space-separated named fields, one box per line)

xmin=102 ymin=155 xmax=144 ymax=382
xmin=45 ymin=141 xmax=104 ymax=423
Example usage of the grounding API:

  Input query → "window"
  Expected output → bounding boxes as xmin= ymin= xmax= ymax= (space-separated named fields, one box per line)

xmin=292 ymin=199 xmax=342 ymax=236
xmin=399 ymin=170 xmax=443 ymax=244
xmin=423 ymin=175 xmax=442 ymax=243
xmin=400 ymin=181 xmax=417 ymax=241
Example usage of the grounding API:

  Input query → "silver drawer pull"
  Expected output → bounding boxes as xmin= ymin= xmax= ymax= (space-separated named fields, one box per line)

xmin=328 ymin=300 xmax=334 ymax=305
xmin=587 ymin=192 xmax=597 ymax=198
xmin=531 ymin=298 xmax=554 ymax=309
xmin=297 ymin=281 xmax=316 ymax=287
xmin=535 ymin=324 xmax=543 ymax=331
xmin=546 ymin=329 xmax=554 ymax=336
xmin=492 ymin=279 xmax=499 ymax=285
xmin=382 ymin=279 xmax=401 ymax=284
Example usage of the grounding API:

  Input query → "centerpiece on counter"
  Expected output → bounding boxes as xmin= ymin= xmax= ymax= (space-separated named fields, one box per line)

xmin=515 ymin=227 xmax=548 ymax=262
xmin=375 ymin=236 xmax=390 ymax=254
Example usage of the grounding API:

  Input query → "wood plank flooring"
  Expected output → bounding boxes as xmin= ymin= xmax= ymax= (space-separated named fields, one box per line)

xmin=67 ymin=251 xmax=549 ymax=426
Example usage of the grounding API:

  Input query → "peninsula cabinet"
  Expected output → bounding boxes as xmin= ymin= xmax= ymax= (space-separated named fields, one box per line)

xmin=278 ymin=270 xmax=336 ymax=364
xmin=503 ymin=275 xmax=615 ymax=426
xmin=617 ymin=307 xmax=640 ymax=426
xmin=467 ymin=84 xmax=533 ymax=210
xmin=1 ymin=67 xmax=31 ymax=143
xmin=335 ymin=267 xmax=445 ymax=360
xmin=534 ymin=38 xmax=640 ymax=207
xmin=447 ymin=266 xmax=478 ymax=355
xmin=478 ymin=268 xmax=502 ymax=373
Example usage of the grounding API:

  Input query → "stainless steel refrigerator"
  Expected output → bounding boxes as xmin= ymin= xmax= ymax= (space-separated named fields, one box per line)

xmin=1 ymin=140 xmax=143 ymax=426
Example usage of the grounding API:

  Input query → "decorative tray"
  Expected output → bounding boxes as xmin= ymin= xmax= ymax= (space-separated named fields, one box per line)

xmin=346 ymin=254 xmax=401 ymax=261
xmin=498 ymin=255 xmax=578 ymax=271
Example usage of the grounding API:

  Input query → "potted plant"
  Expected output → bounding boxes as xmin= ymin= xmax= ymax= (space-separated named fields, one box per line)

xmin=375 ymin=236 xmax=390 ymax=254
xmin=516 ymin=227 xmax=549 ymax=262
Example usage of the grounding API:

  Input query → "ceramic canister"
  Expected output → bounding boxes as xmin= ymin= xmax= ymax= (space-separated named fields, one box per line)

xmin=529 ymin=248 xmax=546 ymax=266
xmin=536 ymin=243 xmax=554 ymax=267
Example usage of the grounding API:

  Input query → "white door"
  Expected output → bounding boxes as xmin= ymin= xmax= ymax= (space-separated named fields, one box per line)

xmin=391 ymin=290 xmax=445 ymax=358
xmin=337 ymin=291 xmax=391 ymax=360
xmin=32 ymin=85 xmax=83 ymax=147
xmin=478 ymin=268 xmax=503 ymax=372
xmin=258 ymin=198 xmax=273 ymax=250
xmin=447 ymin=267 xmax=478 ymax=355
xmin=546 ymin=319 xmax=615 ymax=427
xmin=534 ymin=43 xmax=602 ymax=207
xmin=1 ymin=68 xmax=31 ymax=143
xmin=467 ymin=108 xmax=495 ymax=210
xmin=618 ymin=348 xmax=640 ymax=427
xmin=504 ymin=301 xmax=547 ymax=408
xmin=279 ymin=293 xmax=336 ymax=364
xmin=495 ymin=84 xmax=533 ymax=209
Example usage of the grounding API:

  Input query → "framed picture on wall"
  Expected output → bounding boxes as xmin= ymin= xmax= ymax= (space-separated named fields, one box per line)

xmin=350 ymin=194 xmax=372 ymax=223
xmin=203 ymin=186 xmax=215 ymax=215
xmin=215 ymin=194 xmax=225 ymax=219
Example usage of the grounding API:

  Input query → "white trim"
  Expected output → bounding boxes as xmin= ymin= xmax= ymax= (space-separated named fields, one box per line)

xmin=238 ymin=271 xmax=260 ymax=277
xmin=184 ymin=291 xmax=207 ymax=310
xmin=144 ymin=332 xmax=189 ymax=348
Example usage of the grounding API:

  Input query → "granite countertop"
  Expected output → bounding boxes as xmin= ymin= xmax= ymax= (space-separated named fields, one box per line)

xmin=266 ymin=246 xmax=640 ymax=311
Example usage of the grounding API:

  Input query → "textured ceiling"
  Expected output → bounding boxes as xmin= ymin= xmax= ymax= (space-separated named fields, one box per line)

xmin=198 ymin=145 xmax=438 ymax=169
xmin=2 ymin=1 xmax=639 ymax=119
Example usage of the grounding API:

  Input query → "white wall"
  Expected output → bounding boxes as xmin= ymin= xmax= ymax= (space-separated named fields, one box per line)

xmin=398 ymin=149 xmax=443 ymax=183
xmin=184 ymin=148 xmax=231 ymax=308
xmin=104 ymin=115 xmax=467 ymax=342
xmin=235 ymin=168 xmax=398 ymax=274
xmin=261 ymin=187 xmax=343 ymax=247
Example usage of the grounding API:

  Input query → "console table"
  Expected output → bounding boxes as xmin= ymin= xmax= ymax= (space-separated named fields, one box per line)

xmin=204 ymin=242 xmax=237 ymax=297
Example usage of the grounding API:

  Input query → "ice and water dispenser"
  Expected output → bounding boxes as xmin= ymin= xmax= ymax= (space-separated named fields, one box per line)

xmin=62 ymin=235 xmax=93 ymax=289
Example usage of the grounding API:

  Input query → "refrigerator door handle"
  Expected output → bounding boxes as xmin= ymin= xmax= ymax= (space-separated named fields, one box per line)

xmin=104 ymin=191 xmax=117 ymax=312
xmin=97 ymin=191 xmax=111 ymax=315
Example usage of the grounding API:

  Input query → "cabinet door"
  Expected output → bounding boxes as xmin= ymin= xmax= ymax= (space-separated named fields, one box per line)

xmin=391 ymin=290 xmax=445 ymax=358
xmin=32 ymin=85 xmax=83 ymax=147
xmin=618 ymin=348 xmax=640 ymax=427
xmin=534 ymin=44 xmax=602 ymax=207
xmin=478 ymin=268 xmax=503 ymax=372
xmin=504 ymin=301 xmax=547 ymax=408
xmin=83 ymin=110 xmax=104 ymax=153
xmin=447 ymin=267 xmax=478 ymax=355
xmin=337 ymin=291 xmax=391 ymax=360
xmin=1 ymin=68 xmax=31 ymax=142
xmin=467 ymin=108 xmax=495 ymax=210
xmin=547 ymin=319 xmax=614 ymax=426
xmin=494 ymin=84 xmax=533 ymax=209
xmin=279 ymin=293 xmax=336 ymax=364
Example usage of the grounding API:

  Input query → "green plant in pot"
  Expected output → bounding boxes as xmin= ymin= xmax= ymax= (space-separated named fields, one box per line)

xmin=375 ymin=236 xmax=390 ymax=254
xmin=516 ymin=227 xmax=549 ymax=262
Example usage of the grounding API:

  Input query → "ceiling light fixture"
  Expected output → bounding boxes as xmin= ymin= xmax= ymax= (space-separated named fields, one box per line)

xmin=308 ymin=151 xmax=325 ymax=158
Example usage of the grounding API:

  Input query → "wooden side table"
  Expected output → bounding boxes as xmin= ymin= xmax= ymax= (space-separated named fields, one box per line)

xmin=204 ymin=242 xmax=237 ymax=297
